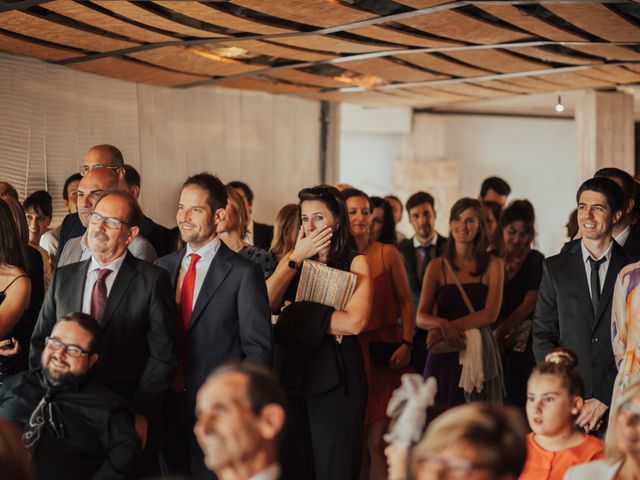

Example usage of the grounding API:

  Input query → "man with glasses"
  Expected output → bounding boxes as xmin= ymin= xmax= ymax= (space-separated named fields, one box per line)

xmin=30 ymin=190 xmax=177 ymax=474
xmin=57 ymin=167 xmax=156 ymax=266
xmin=0 ymin=312 xmax=140 ymax=479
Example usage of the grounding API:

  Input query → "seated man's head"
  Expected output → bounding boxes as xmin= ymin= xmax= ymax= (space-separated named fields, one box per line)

xmin=42 ymin=313 xmax=102 ymax=385
xmin=195 ymin=362 xmax=286 ymax=476
xmin=76 ymin=168 xmax=120 ymax=228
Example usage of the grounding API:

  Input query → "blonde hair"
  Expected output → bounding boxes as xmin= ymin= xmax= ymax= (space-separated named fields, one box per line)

xmin=226 ymin=185 xmax=248 ymax=239
xmin=270 ymin=204 xmax=299 ymax=261
xmin=412 ymin=403 xmax=527 ymax=479
xmin=606 ymin=380 xmax=640 ymax=463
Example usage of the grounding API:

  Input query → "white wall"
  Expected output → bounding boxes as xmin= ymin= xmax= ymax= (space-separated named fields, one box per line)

xmin=339 ymin=104 xmax=579 ymax=256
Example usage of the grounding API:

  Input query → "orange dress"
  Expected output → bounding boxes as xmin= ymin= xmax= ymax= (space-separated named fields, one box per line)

xmin=519 ymin=432 xmax=604 ymax=480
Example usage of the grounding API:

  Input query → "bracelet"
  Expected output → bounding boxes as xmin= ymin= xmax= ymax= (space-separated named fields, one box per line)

xmin=401 ymin=339 xmax=413 ymax=348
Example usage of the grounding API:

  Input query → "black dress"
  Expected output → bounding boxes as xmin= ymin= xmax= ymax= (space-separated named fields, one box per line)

xmin=498 ymin=249 xmax=544 ymax=407
xmin=275 ymin=254 xmax=367 ymax=480
xmin=0 ymin=274 xmax=30 ymax=382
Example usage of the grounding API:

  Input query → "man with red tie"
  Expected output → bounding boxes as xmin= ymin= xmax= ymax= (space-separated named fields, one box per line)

xmin=30 ymin=190 xmax=177 ymax=474
xmin=156 ymin=173 xmax=272 ymax=479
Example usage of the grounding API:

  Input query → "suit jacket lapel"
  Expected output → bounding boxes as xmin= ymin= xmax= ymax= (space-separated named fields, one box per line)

xmin=189 ymin=242 xmax=233 ymax=330
xmin=68 ymin=259 xmax=90 ymax=310
xmin=167 ymin=248 xmax=186 ymax=289
xmin=570 ymin=246 xmax=595 ymax=326
xmin=593 ymin=243 xmax=626 ymax=329
xmin=101 ymin=253 xmax=138 ymax=327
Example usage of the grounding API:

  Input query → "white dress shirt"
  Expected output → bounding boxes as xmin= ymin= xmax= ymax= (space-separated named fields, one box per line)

xmin=178 ymin=238 xmax=221 ymax=309
xmin=81 ymin=252 xmax=127 ymax=314
xmin=581 ymin=240 xmax=613 ymax=299
xmin=615 ymin=224 xmax=631 ymax=247
xmin=413 ymin=233 xmax=439 ymax=278
xmin=249 ymin=463 xmax=281 ymax=480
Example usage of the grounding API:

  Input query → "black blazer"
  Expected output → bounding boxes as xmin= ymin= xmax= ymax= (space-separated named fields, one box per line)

xmin=30 ymin=252 xmax=178 ymax=419
xmin=396 ymin=234 xmax=448 ymax=306
xmin=561 ymin=231 xmax=640 ymax=263
xmin=533 ymin=241 xmax=633 ymax=406
xmin=140 ymin=215 xmax=175 ymax=258
xmin=55 ymin=213 xmax=85 ymax=264
xmin=155 ymin=242 xmax=272 ymax=409
xmin=253 ymin=222 xmax=274 ymax=251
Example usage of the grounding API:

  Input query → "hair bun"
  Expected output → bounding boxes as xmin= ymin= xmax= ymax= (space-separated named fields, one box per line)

xmin=544 ymin=348 xmax=578 ymax=368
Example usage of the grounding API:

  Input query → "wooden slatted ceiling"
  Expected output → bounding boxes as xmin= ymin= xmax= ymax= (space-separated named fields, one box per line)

xmin=428 ymin=83 xmax=511 ymax=98
xmin=399 ymin=53 xmax=492 ymax=77
xmin=70 ymin=56 xmax=208 ymax=86
xmin=469 ymin=79 xmax=532 ymax=94
xmin=393 ymin=0 xmax=455 ymax=8
xmin=266 ymin=68 xmax=349 ymax=89
xmin=408 ymin=86 xmax=476 ymax=101
xmin=444 ymin=49 xmax=548 ymax=73
xmin=272 ymin=35 xmax=398 ymax=54
xmin=344 ymin=58 xmax=449 ymax=83
xmin=567 ymin=45 xmax=640 ymax=61
xmin=42 ymin=1 xmax=176 ymax=43
xmin=0 ymin=32 xmax=79 ymax=61
xmin=398 ymin=9 xmax=533 ymax=45
xmin=545 ymin=4 xmax=640 ymax=42
xmin=154 ymin=1 xmax=295 ymax=35
xmin=92 ymin=1 xmax=224 ymax=38
xmin=214 ymin=76 xmax=318 ymax=93
xmin=224 ymin=39 xmax=331 ymax=62
xmin=506 ymin=47 xmax=600 ymax=66
xmin=0 ymin=10 xmax=138 ymax=52
xmin=128 ymin=46 xmax=264 ymax=77
xmin=230 ymin=0 xmax=375 ymax=28
xmin=536 ymin=71 xmax=612 ymax=89
xmin=580 ymin=65 xmax=640 ymax=84
xmin=349 ymin=25 xmax=460 ymax=48
xmin=498 ymin=76 xmax=565 ymax=92
xmin=477 ymin=5 xmax=586 ymax=42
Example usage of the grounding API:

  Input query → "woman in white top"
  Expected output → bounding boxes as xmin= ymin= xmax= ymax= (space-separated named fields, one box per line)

xmin=564 ymin=380 xmax=640 ymax=479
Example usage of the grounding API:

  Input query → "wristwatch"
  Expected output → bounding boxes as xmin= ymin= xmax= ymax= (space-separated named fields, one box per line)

xmin=288 ymin=255 xmax=300 ymax=270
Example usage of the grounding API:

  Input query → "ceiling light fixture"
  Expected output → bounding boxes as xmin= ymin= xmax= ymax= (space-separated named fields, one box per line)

xmin=555 ymin=94 xmax=565 ymax=113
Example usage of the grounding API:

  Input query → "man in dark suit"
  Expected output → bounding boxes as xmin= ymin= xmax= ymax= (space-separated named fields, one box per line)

xmin=195 ymin=362 xmax=286 ymax=480
xmin=30 ymin=190 xmax=177 ymax=468
xmin=561 ymin=167 xmax=640 ymax=261
xmin=156 ymin=173 xmax=272 ymax=479
xmin=534 ymin=176 xmax=632 ymax=434
xmin=228 ymin=180 xmax=274 ymax=250
xmin=396 ymin=191 xmax=447 ymax=374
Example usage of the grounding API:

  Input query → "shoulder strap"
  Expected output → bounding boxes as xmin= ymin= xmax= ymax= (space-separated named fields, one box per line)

xmin=443 ymin=259 xmax=476 ymax=314
xmin=0 ymin=274 xmax=27 ymax=294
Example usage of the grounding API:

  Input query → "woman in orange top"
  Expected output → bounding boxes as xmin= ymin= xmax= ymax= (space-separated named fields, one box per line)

xmin=519 ymin=348 xmax=603 ymax=480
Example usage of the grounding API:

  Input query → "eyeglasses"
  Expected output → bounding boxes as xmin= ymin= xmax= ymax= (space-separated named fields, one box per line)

xmin=89 ymin=212 xmax=128 ymax=230
xmin=79 ymin=164 xmax=122 ymax=176
xmin=45 ymin=337 xmax=91 ymax=358
xmin=414 ymin=452 xmax=493 ymax=478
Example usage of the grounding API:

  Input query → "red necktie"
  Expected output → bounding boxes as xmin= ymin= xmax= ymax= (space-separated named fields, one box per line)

xmin=173 ymin=253 xmax=200 ymax=392
xmin=90 ymin=269 xmax=112 ymax=322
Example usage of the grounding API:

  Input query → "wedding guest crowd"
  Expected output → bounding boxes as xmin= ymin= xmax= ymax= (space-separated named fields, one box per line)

xmin=2 ymin=145 xmax=640 ymax=480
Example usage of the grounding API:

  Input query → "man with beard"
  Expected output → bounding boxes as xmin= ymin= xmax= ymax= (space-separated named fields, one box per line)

xmin=0 ymin=312 xmax=139 ymax=479
xmin=30 ymin=190 xmax=177 ymax=473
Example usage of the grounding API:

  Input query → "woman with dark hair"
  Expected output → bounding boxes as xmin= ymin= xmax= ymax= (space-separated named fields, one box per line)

xmin=269 ymin=203 xmax=299 ymax=264
xmin=370 ymin=196 xmax=396 ymax=245
xmin=417 ymin=198 xmax=504 ymax=408
xmin=482 ymin=200 xmax=503 ymax=253
xmin=342 ymin=188 xmax=413 ymax=480
xmin=217 ymin=186 xmax=274 ymax=278
xmin=0 ymin=198 xmax=31 ymax=383
xmin=22 ymin=191 xmax=53 ymax=288
xmin=266 ymin=185 xmax=372 ymax=480
xmin=494 ymin=200 xmax=544 ymax=407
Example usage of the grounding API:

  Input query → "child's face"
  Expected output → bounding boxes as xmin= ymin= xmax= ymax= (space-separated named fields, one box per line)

xmin=526 ymin=374 xmax=581 ymax=437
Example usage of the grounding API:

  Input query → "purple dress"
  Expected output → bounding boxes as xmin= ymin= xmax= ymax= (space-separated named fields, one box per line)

xmin=423 ymin=282 xmax=488 ymax=408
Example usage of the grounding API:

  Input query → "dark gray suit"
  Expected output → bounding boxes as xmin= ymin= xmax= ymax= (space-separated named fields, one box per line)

xmin=533 ymin=241 xmax=632 ymax=407
xmin=29 ymin=252 xmax=178 ymax=419
xmin=156 ymin=241 xmax=272 ymax=479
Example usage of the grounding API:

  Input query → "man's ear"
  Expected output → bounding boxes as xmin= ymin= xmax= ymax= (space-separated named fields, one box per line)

xmin=626 ymin=198 xmax=635 ymax=216
xmin=88 ymin=353 xmax=99 ymax=369
xmin=612 ymin=210 xmax=623 ymax=225
xmin=257 ymin=404 xmax=285 ymax=441
xmin=214 ymin=207 xmax=226 ymax=225
xmin=130 ymin=185 xmax=141 ymax=200
xmin=126 ymin=226 xmax=140 ymax=244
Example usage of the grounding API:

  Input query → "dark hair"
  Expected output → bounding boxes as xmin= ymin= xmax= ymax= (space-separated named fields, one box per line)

xmin=480 ymin=176 xmax=511 ymax=197
xmin=371 ymin=196 xmax=396 ymax=244
xmin=93 ymin=190 xmax=143 ymax=228
xmin=225 ymin=185 xmax=248 ymax=239
xmin=298 ymin=185 xmax=357 ymax=269
xmin=500 ymin=200 xmax=536 ymax=239
xmin=0 ymin=182 xmax=18 ymax=202
xmin=576 ymin=176 xmax=625 ymax=215
xmin=445 ymin=198 xmax=490 ymax=276
xmin=23 ymin=190 xmax=52 ymax=218
xmin=1 ymin=197 xmax=28 ymax=245
xmin=212 ymin=361 xmax=286 ymax=417
xmin=482 ymin=200 xmax=503 ymax=253
xmin=270 ymin=204 xmax=299 ymax=261
xmin=228 ymin=181 xmax=253 ymax=205
xmin=566 ymin=208 xmax=579 ymax=240
xmin=57 ymin=312 xmax=103 ymax=354
xmin=0 ymin=198 xmax=25 ymax=269
xmin=184 ymin=173 xmax=228 ymax=213
xmin=123 ymin=164 xmax=141 ymax=189
xmin=384 ymin=195 xmax=403 ymax=213
xmin=532 ymin=347 xmax=584 ymax=398
xmin=406 ymin=191 xmax=435 ymax=212
xmin=595 ymin=167 xmax=636 ymax=203
xmin=63 ymin=173 xmax=82 ymax=201
xmin=341 ymin=188 xmax=373 ymax=212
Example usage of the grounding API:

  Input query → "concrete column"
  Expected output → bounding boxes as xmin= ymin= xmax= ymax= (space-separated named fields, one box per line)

xmin=575 ymin=90 xmax=634 ymax=182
